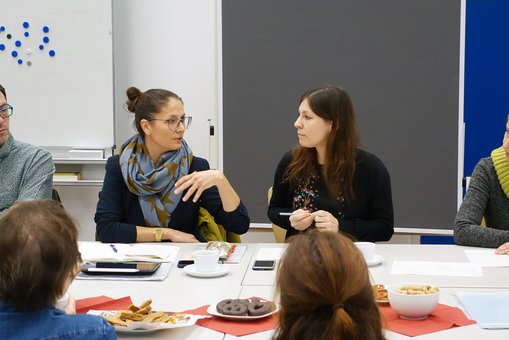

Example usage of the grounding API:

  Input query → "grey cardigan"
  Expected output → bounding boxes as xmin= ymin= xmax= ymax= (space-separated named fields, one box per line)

xmin=454 ymin=157 xmax=509 ymax=248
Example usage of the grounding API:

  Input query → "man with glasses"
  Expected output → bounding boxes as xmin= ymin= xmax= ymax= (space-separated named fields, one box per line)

xmin=0 ymin=83 xmax=54 ymax=214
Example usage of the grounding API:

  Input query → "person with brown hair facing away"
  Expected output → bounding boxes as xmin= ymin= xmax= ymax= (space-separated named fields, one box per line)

xmin=95 ymin=87 xmax=249 ymax=243
xmin=0 ymin=199 xmax=116 ymax=339
xmin=268 ymin=85 xmax=393 ymax=242
xmin=274 ymin=230 xmax=385 ymax=340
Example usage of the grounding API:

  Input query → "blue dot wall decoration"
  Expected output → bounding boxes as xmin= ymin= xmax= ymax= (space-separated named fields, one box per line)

xmin=15 ymin=40 xmax=21 ymax=47
xmin=42 ymin=26 xmax=49 ymax=33
xmin=39 ymin=44 xmax=44 ymax=50
xmin=0 ymin=26 xmax=5 ymax=32
xmin=49 ymin=50 xmax=55 ymax=57
xmin=0 ymin=44 xmax=5 ymax=51
xmin=43 ymin=36 xmax=49 ymax=44
xmin=24 ymin=32 xmax=29 ymax=37
xmin=23 ymin=22 xmax=29 ymax=29
xmin=11 ymin=50 xmax=17 ymax=57
xmin=17 ymin=59 xmax=22 ymax=65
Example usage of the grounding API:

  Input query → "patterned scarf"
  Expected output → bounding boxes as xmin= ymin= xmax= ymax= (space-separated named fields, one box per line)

xmin=491 ymin=146 xmax=509 ymax=198
xmin=119 ymin=134 xmax=193 ymax=227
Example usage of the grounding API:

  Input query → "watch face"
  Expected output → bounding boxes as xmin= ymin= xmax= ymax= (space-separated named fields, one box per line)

xmin=154 ymin=228 xmax=163 ymax=241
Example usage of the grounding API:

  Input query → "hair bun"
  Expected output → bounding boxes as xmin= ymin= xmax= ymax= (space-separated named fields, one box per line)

xmin=126 ymin=86 xmax=142 ymax=113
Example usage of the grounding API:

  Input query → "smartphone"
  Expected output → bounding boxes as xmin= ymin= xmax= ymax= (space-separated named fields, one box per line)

xmin=252 ymin=260 xmax=276 ymax=271
xmin=177 ymin=260 xmax=194 ymax=268
xmin=80 ymin=262 xmax=161 ymax=275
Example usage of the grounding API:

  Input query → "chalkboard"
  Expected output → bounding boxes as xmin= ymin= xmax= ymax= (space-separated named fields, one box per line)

xmin=222 ymin=0 xmax=461 ymax=228
xmin=1 ymin=0 xmax=114 ymax=149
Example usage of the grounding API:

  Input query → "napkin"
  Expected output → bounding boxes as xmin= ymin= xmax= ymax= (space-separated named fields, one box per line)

xmin=76 ymin=296 xmax=133 ymax=314
xmin=182 ymin=304 xmax=278 ymax=337
xmin=379 ymin=303 xmax=475 ymax=337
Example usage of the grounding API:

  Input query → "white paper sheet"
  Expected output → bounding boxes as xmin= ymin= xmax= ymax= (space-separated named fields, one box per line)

xmin=255 ymin=247 xmax=285 ymax=260
xmin=464 ymin=249 xmax=509 ymax=267
xmin=391 ymin=261 xmax=482 ymax=277
xmin=79 ymin=242 xmax=179 ymax=263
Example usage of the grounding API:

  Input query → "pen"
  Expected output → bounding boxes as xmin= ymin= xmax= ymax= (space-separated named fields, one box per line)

xmin=279 ymin=212 xmax=296 ymax=216
xmin=110 ymin=244 xmax=118 ymax=253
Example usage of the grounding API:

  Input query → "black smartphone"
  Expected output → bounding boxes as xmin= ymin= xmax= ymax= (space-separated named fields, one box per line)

xmin=177 ymin=260 xmax=194 ymax=268
xmin=80 ymin=262 xmax=161 ymax=275
xmin=252 ymin=260 xmax=276 ymax=271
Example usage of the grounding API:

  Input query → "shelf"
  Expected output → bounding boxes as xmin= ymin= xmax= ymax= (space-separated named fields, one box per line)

xmin=54 ymin=180 xmax=104 ymax=186
xmin=53 ymin=158 xmax=107 ymax=164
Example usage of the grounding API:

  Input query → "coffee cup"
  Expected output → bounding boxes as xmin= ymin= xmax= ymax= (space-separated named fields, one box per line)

xmin=193 ymin=250 xmax=220 ymax=273
xmin=354 ymin=242 xmax=376 ymax=262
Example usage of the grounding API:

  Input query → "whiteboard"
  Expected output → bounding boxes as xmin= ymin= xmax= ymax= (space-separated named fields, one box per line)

xmin=0 ymin=0 xmax=114 ymax=149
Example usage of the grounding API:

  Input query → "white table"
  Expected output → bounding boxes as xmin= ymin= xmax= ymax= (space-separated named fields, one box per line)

xmin=70 ymin=242 xmax=509 ymax=339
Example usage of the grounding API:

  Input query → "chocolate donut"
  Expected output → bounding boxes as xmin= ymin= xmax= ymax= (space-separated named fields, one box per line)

xmin=216 ymin=299 xmax=235 ymax=314
xmin=220 ymin=302 xmax=248 ymax=316
xmin=247 ymin=301 xmax=275 ymax=316
xmin=232 ymin=298 xmax=250 ymax=305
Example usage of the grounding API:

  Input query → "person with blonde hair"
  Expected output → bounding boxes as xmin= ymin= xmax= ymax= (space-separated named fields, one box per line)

xmin=0 ymin=199 xmax=116 ymax=339
xmin=274 ymin=231 xmax=385 ymax=340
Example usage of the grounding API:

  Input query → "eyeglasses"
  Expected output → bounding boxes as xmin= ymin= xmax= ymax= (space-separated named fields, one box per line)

xmin=151 ymin=116 xmax=192 ymax=132
xmin=0 ymin=104 xmax=13 ymax=119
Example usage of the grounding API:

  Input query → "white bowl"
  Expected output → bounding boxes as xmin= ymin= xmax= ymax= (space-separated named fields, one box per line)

xmin=386 ymin=283 xmax=440 ymax=320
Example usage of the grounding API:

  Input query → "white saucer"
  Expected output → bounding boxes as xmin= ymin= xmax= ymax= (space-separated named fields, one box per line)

xmin=366 ymin=254 xmax=384 ymax=267
xmin=183 ymin=264 xmax=229 ymax=278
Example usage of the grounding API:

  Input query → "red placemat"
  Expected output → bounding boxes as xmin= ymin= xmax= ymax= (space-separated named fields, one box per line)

xmin=182 ymin=304 xmax=278 ymax=337
xmin=76 ymin=296 xmax=133 ymax=314
xmin=379 ymin=303 xmax=476 ymax=337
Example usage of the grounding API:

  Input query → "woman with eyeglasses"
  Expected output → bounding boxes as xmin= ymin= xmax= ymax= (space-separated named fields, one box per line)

xmin=95 ymin=87 xmax=249 ymax=243
xmin=268 ymin=85 xmax=394 ymax=242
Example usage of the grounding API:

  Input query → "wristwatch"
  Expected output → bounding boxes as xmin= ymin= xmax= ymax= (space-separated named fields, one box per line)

xmin=153 ymin=228 xmax=164 ymax=242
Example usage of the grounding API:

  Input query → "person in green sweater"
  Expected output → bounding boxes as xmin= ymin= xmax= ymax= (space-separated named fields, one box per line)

xmin=454 ymin=115 xmax=509 ymax=253
xmin=0 ymin=84 xmax=54 ymax=213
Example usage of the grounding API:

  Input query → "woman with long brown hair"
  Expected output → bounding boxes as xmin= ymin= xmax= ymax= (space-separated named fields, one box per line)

xmin=268 ymin=85 xmax=393 ymax=241
xmin=274 ymin=231 xmax=385 ymax=340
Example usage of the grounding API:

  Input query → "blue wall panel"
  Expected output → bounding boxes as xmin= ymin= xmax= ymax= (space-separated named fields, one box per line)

xmin=464 ymin=0 xmax=509 ymax=175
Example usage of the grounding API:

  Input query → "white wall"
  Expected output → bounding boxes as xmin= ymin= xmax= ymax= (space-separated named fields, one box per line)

xmin=61 ymin=0 xmax=222 ymax=240
xmin=113 ymin=0 xmax=219 ymax=166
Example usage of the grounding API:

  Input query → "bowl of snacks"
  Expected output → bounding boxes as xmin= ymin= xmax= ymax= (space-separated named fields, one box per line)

xmin=386 ymin=283 xmax=440 ymax=320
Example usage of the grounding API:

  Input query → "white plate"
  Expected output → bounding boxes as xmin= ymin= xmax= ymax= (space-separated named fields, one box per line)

xmin=88 ymin=311 xmax=197 ymax=334
xmin=183 ymin=264 xmax=229 ymax=278
xmin=366 ymin=254 xmax=384 ymax=267
xmin=207 ymin=300 xmax=279 ymax=321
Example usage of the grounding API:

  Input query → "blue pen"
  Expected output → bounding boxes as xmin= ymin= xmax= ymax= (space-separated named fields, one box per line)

xmin=110 ymin=244 xmax=118 ymax=253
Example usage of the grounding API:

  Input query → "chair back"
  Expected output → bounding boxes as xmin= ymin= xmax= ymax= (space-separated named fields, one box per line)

xmin=268 ymin=187 xmax=287 ymax=243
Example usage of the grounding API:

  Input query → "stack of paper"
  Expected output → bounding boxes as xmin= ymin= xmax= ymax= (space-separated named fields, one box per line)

xmin=79 ymin=242 xmax=178 ymax=263
xmin=456 ymin=292 xmax=509 ymax=329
